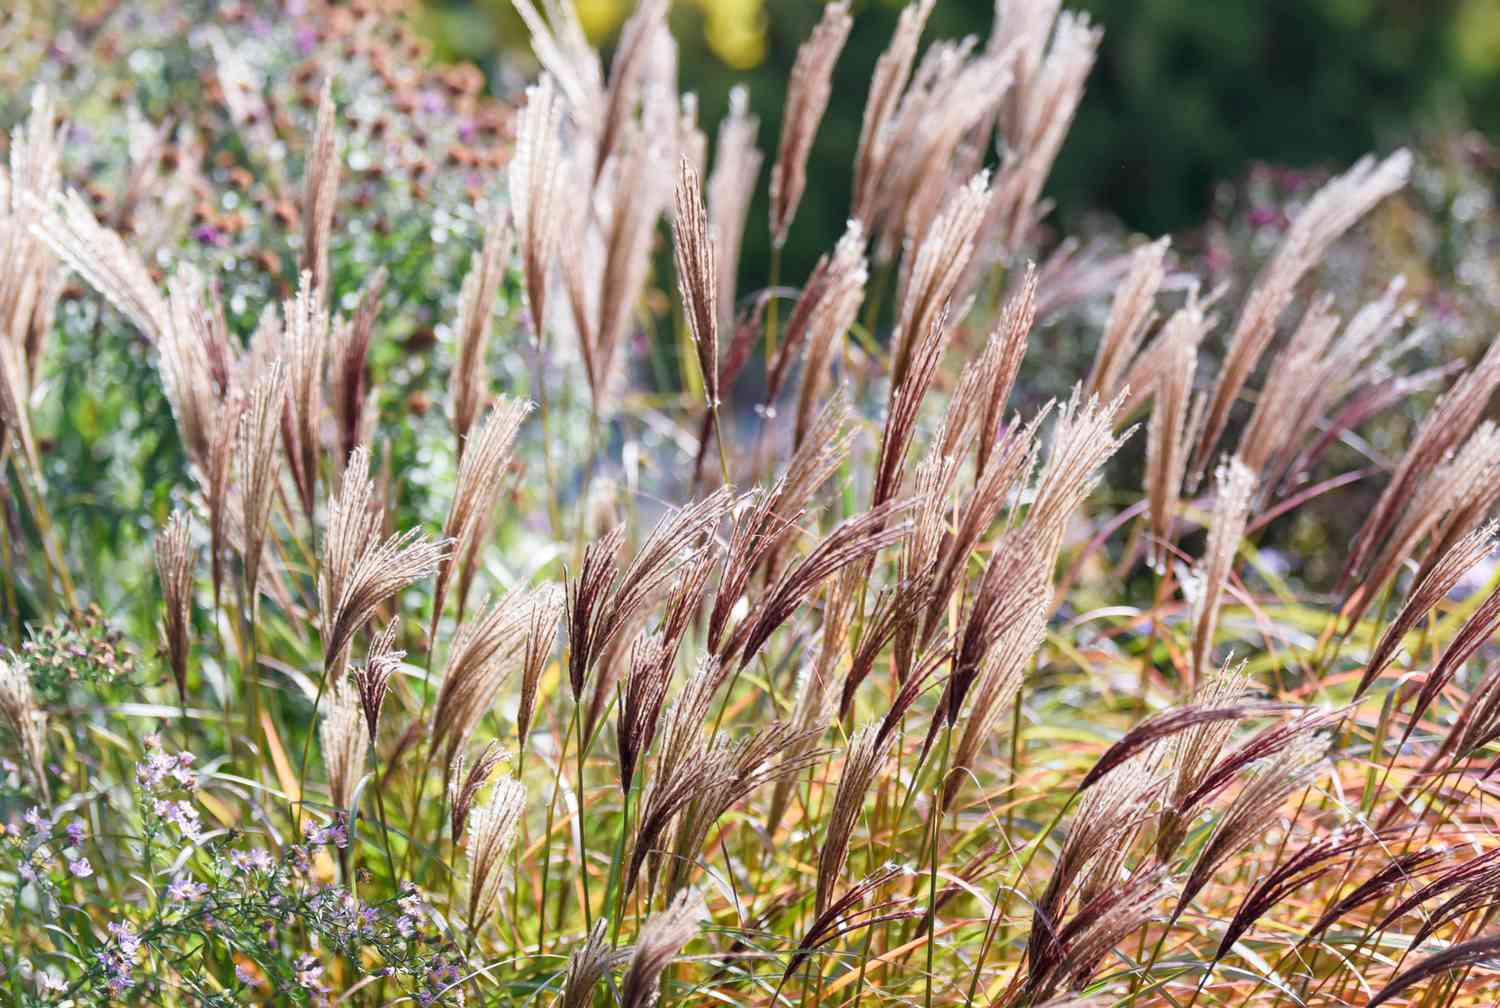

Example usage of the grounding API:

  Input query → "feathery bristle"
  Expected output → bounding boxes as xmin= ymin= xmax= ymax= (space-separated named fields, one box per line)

xmin=464 ymin=778 xmax=526 ymax=932
xmin=235 ymin=360 xmax=289 ymax=610
xmin=672 ymin=156 xmax=720 ymax=407
xmin=452 ymin=218 xmax=516 ymax=444
xmin=448 ymin=741 xmax=506 ymax=844
xmin=1188 ymin=457 xmax=1256 ymax=687
xmin=620 ymin=888 xmax=707 ymax=1008
xmin=302 ymin=78 xmax=340 ymax=305
xmin=352 ymin=618 xmax=403 ymax=742
xmin=1189 ymin=149 xmax=1412 ymax=485
xmin=770 ymin=1 xmax=852 ymax=248
xmin=154 ymin=511 xmax=194 ymax=704
xmin=320 ymin=445 xmax=447 ymax=677
xmin=1084 ymin=236 xmax=1168 ymax=401
xmin=319 ymin=677 xmax=367 ymax=815
xmin=0 ymin=657 xmax=47 ymax=800
xmin=707 ymin=85 xmax=762 ymax=334
xmin=511 ymin=74 xmax=564 ymax=341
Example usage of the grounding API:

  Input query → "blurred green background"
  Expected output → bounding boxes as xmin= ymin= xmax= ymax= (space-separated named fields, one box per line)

xmin=418 ymin=0 xmax=1500 ymax=287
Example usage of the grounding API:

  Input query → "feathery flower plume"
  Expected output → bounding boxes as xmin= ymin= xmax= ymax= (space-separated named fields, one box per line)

xmin=448 ymin=741 xmax=506 ymax=844
xmin=664 ymin=720 xmax=821 ymax=896
xmin=31 ymin=189 xmax=170 ymax=342
xmin=1367 ymin=935 xmax=1500 ymax=1008
xmin=0 ymin=657 xmax=47 ymax=800
xmin=452 ymin=217 xmax=515 ymax=444
xmin=672 ymin=156 xmax=719 ymax=408
xmin=236 ymin=361 xmax=289 ymax=611
xmin=559 ymin=920 xmax=631 ymax=1008
xmin=1028 ymin=387 xmax=1131 ymax=559
xmin=731 ymin=497 xmax=915 ymax=669
xmin=816 ymin=725 xmax=893 ymax=914
xmin=592 ymin=0 xmax=670 ymax=183
xmin=1084 ymin=236 xmax=1168 ymax=401
xmin=1155 ymin=658 xmax=1253 ymax=856
xmin=1189 ymin=149 xmax=1411 ymax=484
xmin=707 ymin=85 xmax=762 ymax=334
xmin=433 ymin=396 xmax=534 ymax=637
xmin=352 ymin=618 xmax=403 ymax=742
xmin=770 ymin=1 xmax=852 ymax=248
xmin=1175 ymin=734 xmax=1329 ymax=913
xmin=1262 ymin=277 xmax=1410 ymax=492
xmin=1029 ymin=755 xmax=1157 ymax=979
xmin=330 ymin=268 xmax=386 ymax=465
xmin=569 ymin=489 xmax=730 ymax=699
xmin=431 ymin=590 xmax=539 ymax=767
xmin=708 ymin=396 xmax=853 ymax=650
xmin=851 ymin=0 xmax=936 ymax=226
xmin=947 ymin=599 xmax=1046 ymax=804
xmin=280 ymin=276 xmax=330 ymax=520
xmin=154 ymin=511 xmax=194 ymax=704
xmin=319 ymin=677 xmax=366 ymax=815
xmin=464 ymin=778 xmax=526 ymax=933
xmin=511 ymin=74 xmax=564 ymax=341
xmin=1236 ymin=295 xmax=1341 ymax=478
xmin=888 ymin=172 xmax=990 ymax=391
xmin=785 ymin=864 xmax=919 ymax=982
xmin=320 ymin=446 xmax=446 ymax=677
xmin=626 ymin=658 xmax=735 ymax=892
xmin=1144 ymin=323 xmax=1196 ymax=572
xmin=873 ymin=303 xmax=956 ymax=512
xmin=987 ymin=12 xmax=1101 ymax=255
xmin=1343 ymin=334 xmax=1500 ymax=591
xmin=582 ymin=121 xmax=669 ymax=411
xmin=790 ymin=223 xmax=868 ymax=447
xmin=1120 ymin=290 xmax=1212 ymax=418
xmin=516 ymin=586 xmax=564 ymax=749
xmin=511 ymin=0 xmax=604 ymax=137
xmin=302 ymin=78 xmax=340 ymax=305
xmin=1024 ymin=867 xmax=1171 ymax=1001
xmin=974 ymin=265 xmax=1038 ymax=469
xmin=1344 ymin=421 xmax=1500 ymax=631
xmin=939 ymin=529 xmax=1050 ymax=730
xmin=620 ymin=888 xmax=707 ymax=1008
xmin=1188 ymin=457 xmax=1256 ymax=687
xmin=619 ymin=633 xmax=672 ymax=789
xmin=1357 ymin=520 xmax=1497 ymax=700
xmin=1407 ymin=574 xmax=1500 ymax=753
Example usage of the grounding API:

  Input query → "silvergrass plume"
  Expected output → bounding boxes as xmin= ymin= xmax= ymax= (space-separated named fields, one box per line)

xmin=0 ymin=656 xmax=47 ymax=800
xmin=448 ymin=741 xmax=506 ymax=844
xmin=1189 ymin=149 xmax=1411 ymax=485
xmin=511 ymin=73 xmax=564 ymax=342
xmin=1188 ymin=456 xmax=1255 ymax=687
xmin=431 ymin=589 xmax=539 ymax=768
xmin=619 ymin=888 xmax=707 ymax=1008
xmin=671 ymin=155 xmax=719 ymax=408
xmin=319 ymin=676 xmax=367 ymax=815
xmin=320 ymin=445 xmax=447 ymax=678
xmin=302 ymin=77 xmax=339 ymax=306
xmin=516 ymin=585 xmax=564 ymax=750
xmin=770 ymin=1 xmax=852 ymax=248
xmin=707 ymin=85 xmax=761 ymax=335
xmin=235 ymin=360 xmax=289 ymax=611
xmin=1084 ymin=235 xmax=1168 ymax=402
xmin=352 ymin=618 xmax=403 ymax=742
xmin=452 ymin=216 xmax=515 ymax=444
xmin=433 ymin=395 xmax=535 ymax=637
xmin=154 ymin=510 xmax=194 ymax=705
xmin=464 ymin=778 xmax=526 ymax=933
